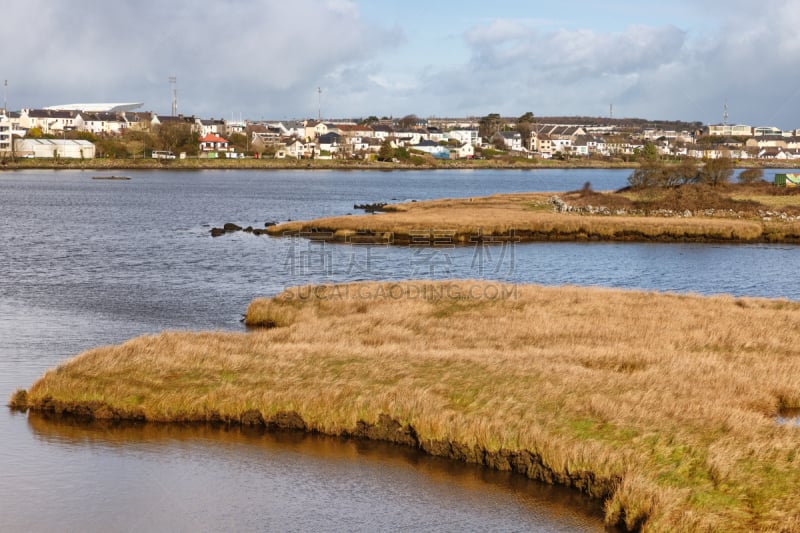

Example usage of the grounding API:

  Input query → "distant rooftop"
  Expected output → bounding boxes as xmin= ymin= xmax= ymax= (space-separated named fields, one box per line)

xmin=44 ymin=103 xmax=143 ymax=113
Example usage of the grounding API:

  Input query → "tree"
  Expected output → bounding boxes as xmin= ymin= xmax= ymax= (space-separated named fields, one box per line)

xmin=517 ymin=111 xmax=534 ymax=150
xmin=228 ymin=133 xmax=248 ymax=153
xmin=641 ymin=141 xmax=659 ymax=162
xmin=397 ymin=114 xmax=418 ymax=129
xmin=672 ymin=159 xmax=699 ymax=186
xmin=478 ymin=113 xmax=502 ymax=139
xmin=698 ymin=157 xmax=734 ymax=186
xmin=628 ymin=160 xmax=699 ymax=189
xmin=738 ymin=168 xmax=764 ymax=184
xmin=628 ymin=161 xmax=667 ymax=189
xmin=377 ymin=139 xmax=394 ymax=162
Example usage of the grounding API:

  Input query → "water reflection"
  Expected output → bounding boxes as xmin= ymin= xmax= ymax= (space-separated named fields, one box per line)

xmin=24 ymin=413 xmax=607 ymax=532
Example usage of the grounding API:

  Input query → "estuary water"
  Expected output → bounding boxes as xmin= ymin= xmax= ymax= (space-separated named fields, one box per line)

xmin=1 ymin=168 xmax=797 ymax=532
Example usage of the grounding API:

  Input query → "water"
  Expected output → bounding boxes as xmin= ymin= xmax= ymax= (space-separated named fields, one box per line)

xmin=1 ymin=168 xmax=797 ymax=532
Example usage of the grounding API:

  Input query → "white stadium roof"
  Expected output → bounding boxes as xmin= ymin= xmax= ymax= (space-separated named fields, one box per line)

xmin=43 ymin=103 xmax=143 ymax=113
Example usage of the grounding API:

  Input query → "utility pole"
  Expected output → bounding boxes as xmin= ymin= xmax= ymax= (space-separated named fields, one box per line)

xmin=169 ymin=76 xmax=178 ymax=116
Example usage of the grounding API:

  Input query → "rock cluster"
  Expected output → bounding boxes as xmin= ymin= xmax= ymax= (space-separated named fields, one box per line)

xmin=210 ymin=221 xmax=276 ymax=237
xmin=550 ymin=196 xmax=800 ymax=221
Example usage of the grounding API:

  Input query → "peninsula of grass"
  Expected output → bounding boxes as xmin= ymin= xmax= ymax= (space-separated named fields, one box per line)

xmin=264 ymin=183 xmax=800 ymax=245
xmin=12 ymin=281 xmax=800 ymax=531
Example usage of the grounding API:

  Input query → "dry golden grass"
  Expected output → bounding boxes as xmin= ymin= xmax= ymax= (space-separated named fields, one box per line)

xmin=17 ymin=281 xmax=800 ymax=531
xmin=265 ymin=192 xmax=789 ymax=244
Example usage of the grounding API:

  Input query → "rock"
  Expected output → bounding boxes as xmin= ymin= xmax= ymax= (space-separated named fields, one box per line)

xmin=223 ymin=223 xmax=242 ymax=232
xmin=210 ymin=227 xmax=225 ymax=237
xmin=683 ymin=210 xmax=693 ymax=217
xmin=264 ymin=221 xmax=277 ymax=227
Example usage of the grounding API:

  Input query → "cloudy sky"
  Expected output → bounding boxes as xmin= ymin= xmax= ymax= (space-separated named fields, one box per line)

xmin=5 ymin=0 xmax=800 ymax=127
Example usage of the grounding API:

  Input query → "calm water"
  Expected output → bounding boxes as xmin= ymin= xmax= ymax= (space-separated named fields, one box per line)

xmin=1 ymin=168 xmax=797 ymax=532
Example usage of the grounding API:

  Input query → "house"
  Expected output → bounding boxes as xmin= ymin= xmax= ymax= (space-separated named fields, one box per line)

xmin=410 ymin=139 xmax=449 ymax=158
xmin=371 ymin=124 xmax=394 ymax=139
xmin=250 ymin=124 xmax=283 ymax=150
xmin=19 ymin=109 xmax=84 ymax=135
xmin=758 ymin=147 xmax=788 ymax=159
xmin=197 ymin=118 xmax=226 ymax=137
xmin=283 ymin=139 xmax=306 ymax=158
xmin=450 ymin=142 xmax=474 ymax=159
xmin=82 ymin=112 xmax=127 ymax=135
xmin=317 ymin=132 xmax=341 ymax=156
xmin=224 ymin=119 xmax=247 ymax=136
xmin=124 ymin=112 xmax=154 ymax=131
xmin=0 ymin=112 xmax=25 ymax=154
xmin=448 ymin=129 xmax=480 ymax=146
xmin=152 ymin=115 xmax=197 ymax=131
xmin=746 ymin=135 xmax=788 ymax=150
xmin=393 ymin=129 xmax=423 ymax=145
xmin=570 ymin=135 xmax=590 ymax=156
xmin=534 ymin=134 xmax=554 ymax=158
xmin=491 ymin=131 xmax=524 ymax=152
xmin=425 ymin=127 xmax=447 ymax=143
xmin=199 ymin=133 xmax=230 ymax=155
xmin=707 ymin=124 xmax=753 ymax=137
xmin=585 ymin=136 xmax=608 ymax=156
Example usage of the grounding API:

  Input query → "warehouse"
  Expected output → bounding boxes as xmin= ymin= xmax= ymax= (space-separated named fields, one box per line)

xmin=13 ymin=139 xmax=96 ymax=159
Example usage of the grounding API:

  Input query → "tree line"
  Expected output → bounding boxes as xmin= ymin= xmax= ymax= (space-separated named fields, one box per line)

xmin=627 ymin=158 xmax=763 ymax=188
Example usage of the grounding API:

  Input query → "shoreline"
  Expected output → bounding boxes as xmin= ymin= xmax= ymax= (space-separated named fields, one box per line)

xmin=262 ymin=190 xmax=800 ymax=245
xmin=16 ymin=405 xmax=620 ymax=526
xmin=12 ymin=281 xmax=800 ymax=531
xmin=2 ymin=157 xmax=800 ymax=172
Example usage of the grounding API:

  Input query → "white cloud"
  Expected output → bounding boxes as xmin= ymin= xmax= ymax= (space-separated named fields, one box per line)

xmin=4 ymin=0 xmax=402 ymax=117
xmin=6 ymin=0 xmax=800 ymax=126
xmin=414 ymin=3 xmax=800 ymax=128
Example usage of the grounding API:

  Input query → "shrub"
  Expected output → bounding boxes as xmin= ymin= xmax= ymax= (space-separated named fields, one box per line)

xmin=738 ymin=168 xmax=764 ymax=184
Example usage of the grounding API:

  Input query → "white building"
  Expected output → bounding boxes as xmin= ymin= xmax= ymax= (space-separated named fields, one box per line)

xmin=0 ymin=113 xmax=25 ymax=153
xmin=14 ymin=139 xmax=96 ymax=158
xmin=448 ymin=129 xmax=480 ymax=146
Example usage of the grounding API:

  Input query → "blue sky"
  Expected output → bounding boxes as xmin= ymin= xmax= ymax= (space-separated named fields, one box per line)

xmin=5 ymin=0 xmax=800 ymax=128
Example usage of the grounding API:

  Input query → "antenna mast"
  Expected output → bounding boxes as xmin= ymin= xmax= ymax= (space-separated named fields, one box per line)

xmin=3 ymin=80 xmax=7 ymax=115
xmin=609 ymin=103 xmax=613 ymax=120
xmin=317 ymin=87 xmax=322 ymax=121
xmin=169 ymin=76 xmax=178 ymax=116
xmin=723 ymin=101 xmax=728 ymax=127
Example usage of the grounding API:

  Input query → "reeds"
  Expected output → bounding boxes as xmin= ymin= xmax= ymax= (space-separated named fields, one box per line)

xmin=267 ymin=192 xmax=773 ymax=243
xmin=16 ymin=281 xmax=800 ymax=531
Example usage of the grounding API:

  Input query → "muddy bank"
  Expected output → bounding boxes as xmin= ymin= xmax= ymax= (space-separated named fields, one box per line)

xmin=264 ymin=225 xmax=800 ymax=245
xmin=10 ymin=395 xmax=628 ymax=529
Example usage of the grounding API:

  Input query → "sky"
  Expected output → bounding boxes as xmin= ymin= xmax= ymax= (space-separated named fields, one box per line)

xmin=5 ymin=0 xmax=800 ymax=128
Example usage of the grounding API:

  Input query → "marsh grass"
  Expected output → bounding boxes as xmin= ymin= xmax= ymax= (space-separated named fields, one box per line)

xmin=17 ymin=281 xmax=800 ymax=531
xmin=266 ymin=191 xmax=796 ymax=244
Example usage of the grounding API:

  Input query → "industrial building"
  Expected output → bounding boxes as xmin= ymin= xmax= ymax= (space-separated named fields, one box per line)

xmin=13 ymin=139 xmax=96 ymax=159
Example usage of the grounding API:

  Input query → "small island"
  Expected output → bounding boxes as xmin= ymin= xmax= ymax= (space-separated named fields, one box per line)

xmin=11 ymin=280 xmax=800 ymax=531
xmin=264 ymin=181 xmax=800 ymax=245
